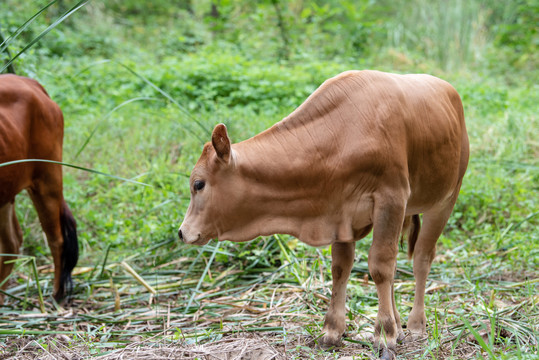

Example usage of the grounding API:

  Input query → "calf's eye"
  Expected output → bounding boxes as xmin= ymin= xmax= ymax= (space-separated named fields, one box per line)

xmin=194 ymin=180 xmax=205 ymax=191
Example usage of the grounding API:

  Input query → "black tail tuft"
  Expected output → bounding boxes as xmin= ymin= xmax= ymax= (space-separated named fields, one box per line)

xmin=407 ymin=214 xmax=421 ymax=259
xmin=401 ymin=214 xmax=421 ymax=259
xmin=57 ymin=201 xmax=78 ymax=301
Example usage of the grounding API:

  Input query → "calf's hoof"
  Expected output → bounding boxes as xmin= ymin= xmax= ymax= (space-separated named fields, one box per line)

xmin=374 ymin=340 xmax=397 ymax=360
xmin=397 ymin=330 xmax=406 ymax=344
xmin=380 ymin=348 xmax=396 ymax=360
xmin=318 ymin=332 xmax=342 ymax=349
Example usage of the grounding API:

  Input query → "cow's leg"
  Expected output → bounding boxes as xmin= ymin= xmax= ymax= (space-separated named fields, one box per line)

xmin=320 ymin=241 xmax=355 ymax=348
xmin=0 ymin=200 xmax=23 ymax=304
xmin=407 ymin=200 xmax=457 ymax=338
xmin=369 ymin=200 xmax=406 ymax=360
xmin=27 ymin=169 xmax=67 ymax=301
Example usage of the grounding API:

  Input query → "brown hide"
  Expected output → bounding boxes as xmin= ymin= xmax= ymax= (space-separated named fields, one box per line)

xmin=179 ymin=70 xmax=468 ymax=359
xmin=0 ymin=74 xmax=78 ymax=303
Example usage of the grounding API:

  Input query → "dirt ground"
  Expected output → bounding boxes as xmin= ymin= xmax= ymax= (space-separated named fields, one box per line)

xmin=1 ymin=327 xmax=490 ymax=360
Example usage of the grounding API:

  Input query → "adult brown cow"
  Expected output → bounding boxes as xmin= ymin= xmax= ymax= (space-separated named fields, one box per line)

xmin=179 ymin=70 xmax=469 ymax=359
xmin=0 ymin=74 xmax=78 ymax=304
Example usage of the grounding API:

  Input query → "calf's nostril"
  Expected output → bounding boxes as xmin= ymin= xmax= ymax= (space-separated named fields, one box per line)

xmin=178 ymin=229 xmax=183 ymax=240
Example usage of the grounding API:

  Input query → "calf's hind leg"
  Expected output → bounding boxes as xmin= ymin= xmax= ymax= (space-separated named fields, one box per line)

xmin=407 ymin=199 xmax=458 ymax=338
xmin=0 ymin=201 xmax=23 ymax=304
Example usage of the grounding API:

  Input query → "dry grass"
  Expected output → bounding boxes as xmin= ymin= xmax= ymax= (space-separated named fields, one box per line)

xmin=0 ymin=322 xmax=494 ymax=360
xmin=0 ymin=317 xmax=517 ymax=360
xmin=1 ymin=238 xmax=537 ymax=359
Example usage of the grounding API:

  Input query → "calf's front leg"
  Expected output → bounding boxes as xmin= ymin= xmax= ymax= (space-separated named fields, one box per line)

xmin=319 ymin=241 xmax=355 ymax=348
xmin=369 ymin=201 xmax=406 ymax=360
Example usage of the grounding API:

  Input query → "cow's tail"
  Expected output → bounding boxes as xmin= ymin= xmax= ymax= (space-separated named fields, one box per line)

xmin=401 ymin=214 xmax=421 ymax=259
xmin=58 ymin=201 xmax=79 ymax=300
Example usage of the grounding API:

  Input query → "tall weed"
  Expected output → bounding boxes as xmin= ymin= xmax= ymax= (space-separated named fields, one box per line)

xmin=385 ymin=0 xmax=487 ymax=70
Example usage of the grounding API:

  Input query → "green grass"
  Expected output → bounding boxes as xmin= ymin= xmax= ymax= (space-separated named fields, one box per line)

xmin=1 ymin=1 xmax=538 ymax=359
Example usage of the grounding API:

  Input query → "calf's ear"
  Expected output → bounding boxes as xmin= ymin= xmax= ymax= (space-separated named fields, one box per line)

xmin=211 ymin=123 xmax=231 ymax=163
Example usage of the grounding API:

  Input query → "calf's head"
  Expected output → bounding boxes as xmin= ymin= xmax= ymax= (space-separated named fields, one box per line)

xmin=179 ymin=124 xmax=246 ymax=245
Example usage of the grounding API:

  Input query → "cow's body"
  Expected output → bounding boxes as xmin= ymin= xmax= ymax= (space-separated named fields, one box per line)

xmin=179 ymin=70 xmax=469 ymax=359
xmin=0 ymin=74 xmax=78 ymax=303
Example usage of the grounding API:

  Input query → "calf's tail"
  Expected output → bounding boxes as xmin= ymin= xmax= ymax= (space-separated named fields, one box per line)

xmin=401 ymin=214 xmax=421 ymax=259
xmin=58 ymin=201 xmax=79 ymax=300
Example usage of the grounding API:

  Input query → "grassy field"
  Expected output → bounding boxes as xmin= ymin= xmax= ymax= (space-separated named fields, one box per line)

xmin=1 ymin=1 xmax=537 ymax=359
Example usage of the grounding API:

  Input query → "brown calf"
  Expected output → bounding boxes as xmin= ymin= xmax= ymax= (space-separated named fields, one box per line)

xmin=179 ymin=70 xmax=469 ymax=359
xmin=0 ymin=74 xmax=78 ymax=303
